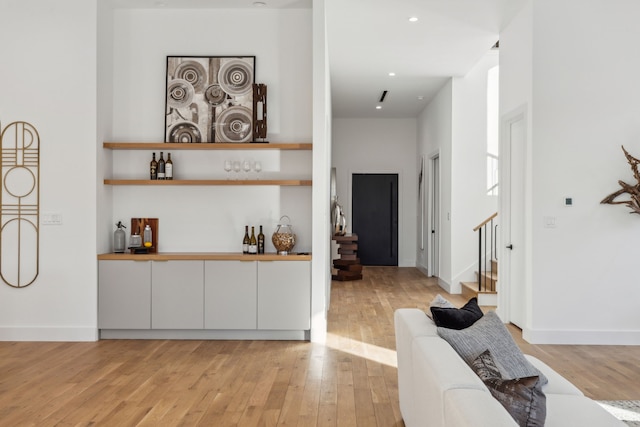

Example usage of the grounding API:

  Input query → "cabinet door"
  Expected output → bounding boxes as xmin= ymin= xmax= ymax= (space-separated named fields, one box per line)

xmin=258 ymin=261 xmax=311 ymax=330
xmin=152 ymin=261 xmax=204 ymax=329
xmin=98 ymin=260 xmax=151 ymax=329
xmin=204 ymin=261 xmax=257 ymax=329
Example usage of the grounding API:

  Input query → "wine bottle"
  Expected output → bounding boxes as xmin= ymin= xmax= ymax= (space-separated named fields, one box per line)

xmin=165 ymin=153 xmax=173 ymax=180
xmin=157 ymin=151 xmax=166 ymax=180
xmin=249 ymin=226 xmax=257 ymax=254
xmin=242 ymin=226 xmax=250 ymax=254
xmin=150 ymin=152 xmax=157 ymax=180
xmin=257 ymin=225 xmax=265 ymax=254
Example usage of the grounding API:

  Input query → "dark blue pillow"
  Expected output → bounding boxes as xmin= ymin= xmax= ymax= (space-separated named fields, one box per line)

xmin=430 ymin=297 xmax=483 ymax=329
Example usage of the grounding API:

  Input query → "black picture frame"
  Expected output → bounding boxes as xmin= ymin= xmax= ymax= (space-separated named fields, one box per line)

xmin=164 ymin=55 xmax=256 ymax=143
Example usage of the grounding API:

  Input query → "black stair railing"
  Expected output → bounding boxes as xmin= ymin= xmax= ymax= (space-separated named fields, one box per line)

xmin=473 ymin=212 xmax=498 ymax=292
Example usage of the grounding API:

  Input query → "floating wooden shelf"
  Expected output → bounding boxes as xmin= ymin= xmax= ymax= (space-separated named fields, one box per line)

xmin=104 ymin=179 xmax=312 ymax=186
xmin=104 ymin=142 xmax=312 ymax=150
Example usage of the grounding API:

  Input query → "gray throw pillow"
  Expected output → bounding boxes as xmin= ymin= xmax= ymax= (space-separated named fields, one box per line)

xmin=437 ymin=311 xmax=548 ymax=385
xmin=471 ymin=350 xmax=546 ymax=427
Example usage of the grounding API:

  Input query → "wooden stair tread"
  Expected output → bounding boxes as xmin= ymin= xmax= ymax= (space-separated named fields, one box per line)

xmin=461 ymin=281 xmax=498 ymax=295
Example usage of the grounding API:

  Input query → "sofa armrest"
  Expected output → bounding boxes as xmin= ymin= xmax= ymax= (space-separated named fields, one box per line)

xmin=525 ymin=355 xmax=584 ymax=396
xmin=444 ymin=388 xmax=518 ymax=427
xmin=411 ymin=337 xmax=488 ymax=427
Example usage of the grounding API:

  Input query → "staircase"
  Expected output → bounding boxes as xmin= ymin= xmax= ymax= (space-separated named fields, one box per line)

xmin=462 ymin=212 xmax=499 ymax=307
xmin=461 ymin=258 xmax=498 ymax=307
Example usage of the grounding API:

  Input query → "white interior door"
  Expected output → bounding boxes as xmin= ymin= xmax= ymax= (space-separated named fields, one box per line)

xmin=503 ymin=112 xmax=526 ymax=328
xmin=429 ymin=155 xmax=440 ymax=277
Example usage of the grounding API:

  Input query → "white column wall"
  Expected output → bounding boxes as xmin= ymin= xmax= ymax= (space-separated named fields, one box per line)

xmin=501 ymin=0 xmax=640 ymax=344
xmin=0 ymin=0 xmax=98 ymax=340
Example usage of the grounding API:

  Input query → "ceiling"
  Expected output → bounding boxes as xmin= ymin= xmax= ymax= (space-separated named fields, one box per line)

xmin=108 ymin=0 xmax=526 ymax=119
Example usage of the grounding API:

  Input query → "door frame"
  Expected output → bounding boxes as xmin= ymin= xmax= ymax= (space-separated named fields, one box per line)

xmin=347 ymin=168 xmax=403 ymax=265
xmin=498 ymin=104 xmax=529 ymax=326
xmin=427 ymin=152 xmax=440 ymax=277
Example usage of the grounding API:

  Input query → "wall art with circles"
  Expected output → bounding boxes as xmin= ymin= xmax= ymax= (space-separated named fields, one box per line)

xmin=165 ymin=56 xmax=255 ymax=143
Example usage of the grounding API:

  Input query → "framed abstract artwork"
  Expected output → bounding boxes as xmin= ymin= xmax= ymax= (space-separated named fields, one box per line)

xmin=164 ymin=56 xmax=255 ymax=143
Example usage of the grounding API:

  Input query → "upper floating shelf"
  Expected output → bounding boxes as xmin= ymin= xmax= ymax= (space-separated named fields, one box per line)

xmin=103 ymin=142 xmax=312 ymax=150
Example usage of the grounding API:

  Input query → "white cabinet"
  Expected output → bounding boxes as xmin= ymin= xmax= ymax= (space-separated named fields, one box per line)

xmin=204 ymin=260 xmax=257 ymax=329
xmin=151 ymin=261 xmax=204 ymax=329
xmin=98 ymin=260 xmax=151 ymax=329
xmin=258 ymin=261 xmax=311 ymax=330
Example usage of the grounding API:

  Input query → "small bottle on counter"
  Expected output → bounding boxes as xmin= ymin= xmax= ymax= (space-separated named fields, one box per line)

xmin=242 ymin=225 xmax=250 ymax=254
xmin=249 ymin=226 xmax=257 ymax=254
xmin=143 ymin=224 xmax=153 ymax=248
xmin=150 ymin=153 xmax=157 ymax=180
xmin=165 ymin=153 xmax=173 ymax=180
xmin=257 ymin=225 xmax=265 ymax=254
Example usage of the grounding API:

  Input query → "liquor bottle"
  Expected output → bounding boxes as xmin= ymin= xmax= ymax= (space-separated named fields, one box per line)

xmin=242 ymin=225 xmax=250 ymax=254
xmin=257 ymin=225 xmax=265 ymax=254
xmin=249 ymin=226 xmax=257 ymax=254
xmin=150 ymin=152 xmax=157 ymax=180
xmin=165 ymin=153 xmax=173 ymax=180
xmin=157 ymin=152 xmax=166 ymax=180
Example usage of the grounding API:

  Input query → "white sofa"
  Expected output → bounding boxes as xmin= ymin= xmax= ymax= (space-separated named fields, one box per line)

xmin=394 ymin=308 xmax=624 ymax=427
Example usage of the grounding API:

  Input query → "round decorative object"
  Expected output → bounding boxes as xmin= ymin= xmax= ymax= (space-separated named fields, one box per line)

xmin=166 ymin=79 xmax=194 ymax=109
xmin=168 ymin=121 xmax=202 ymax=143
xmin=215 ymin=106 xmax=252 ymax=142
xmin=272 ymin=215 xmax=296 ymax=255
xmin=4 ymin=166 xmax=36 ymax=198
xmin=204 ymin=84 xmax=227 ymax=106
xmin=174 ymin=60 xmax=207 ymax=92
xmin=218 ymin=59 xmax=253 ymax=96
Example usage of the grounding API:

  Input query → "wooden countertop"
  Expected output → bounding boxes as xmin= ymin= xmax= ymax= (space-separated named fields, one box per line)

xmin=97 ymin=252 xmax=312 ymax=261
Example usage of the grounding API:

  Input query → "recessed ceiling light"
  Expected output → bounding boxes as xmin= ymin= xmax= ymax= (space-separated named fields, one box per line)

xmin=409 ymin=16 xmax=419 ymax=22
xmin=376 ymin=106 xmax=382 ymax=110
xmin=388 ymin=72 xmax=396 ymax=77
xmin=253 ymin=1 xmax=267 ymax=6
xmin=417 ymin=95 xmax=424 ymax=100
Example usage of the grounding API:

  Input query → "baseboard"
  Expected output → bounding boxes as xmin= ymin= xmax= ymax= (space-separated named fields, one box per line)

xmin=0 ymin=327 xmax=99 ymax=342
xmin=99 ymin=329 xmax=308 ymax=340
xmin=523 ymin=328 xmax=640 ymax=345
xmin=437 ymin=277 xmax=461 ymax=294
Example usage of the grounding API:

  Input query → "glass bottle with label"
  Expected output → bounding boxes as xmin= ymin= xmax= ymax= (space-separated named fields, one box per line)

xmin=257 ymin=225 xmax=265 ymax=254
xmin=157 ymin=152 xmax=166 ymax=180
xmin=249 ymin=226 xmax=257 ymax=254
xmin=165 ymin=153 xmax=173 ymax=180
xmin=242 ymin=226 xmax=250 ymax=254
xmin=150 ymin=153 xmax=157 ymax=180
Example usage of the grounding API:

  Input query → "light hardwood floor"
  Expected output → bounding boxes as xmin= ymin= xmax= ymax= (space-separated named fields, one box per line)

xmin=1 ymin=266 xmax=640 ymax=426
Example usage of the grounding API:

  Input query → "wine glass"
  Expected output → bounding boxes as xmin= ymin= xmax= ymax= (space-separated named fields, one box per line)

xmin=254 ymin=161 xmax=262 ymax=180
xmin=223 ymin=160 xmax=232 ymax=180
xmin=232 ymin=160 xmax=241 ymax=180
xmin=242 ymin=160 xmax=252 ymax=180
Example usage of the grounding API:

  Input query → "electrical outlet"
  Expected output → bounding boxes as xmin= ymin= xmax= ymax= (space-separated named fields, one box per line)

xmin=42 ymin=213 xmax=63 ymax=225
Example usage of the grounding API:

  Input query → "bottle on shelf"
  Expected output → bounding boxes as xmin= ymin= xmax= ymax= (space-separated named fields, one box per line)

xmin=249 ymin=226 xmax=257 ymax=254
xmin=257 ymin=225 xmax=265 ymax=254
xmin=165 ymin=153 xmax=173 ymax=180
xmin=157 ymin=152 xmax=166 ymax=180
xmin=150 ymin=152 xmax=157 ymax=180
xmin=143 ymin=224 xmax=152 ymax=248
xmin=242 ymin=226 xmax=250 ymax=254
xmin=113 ymin=221 xmax=127 ymax=253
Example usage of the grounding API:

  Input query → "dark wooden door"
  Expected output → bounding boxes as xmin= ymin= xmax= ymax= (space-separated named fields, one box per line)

xmin=352 ymin=174 xmax=398 ymax=266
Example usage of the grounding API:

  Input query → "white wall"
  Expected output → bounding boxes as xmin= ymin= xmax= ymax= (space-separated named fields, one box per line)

xmin=416 ymin=51 xmax=499 ymax=292
xmin=500 ymin=0 xmax=640 ymax=344
xmin=0 ymin=0 xmax=98 ymax=340
xmin=417 ymin=81 xmax=453 ymax=283
xmin=106 ymin=8 xmax=314 ymax=255
xmin=332 ymin=118 xmax=418 ymax=267
xmin=450 ymin=52 xmax=500 ymax=286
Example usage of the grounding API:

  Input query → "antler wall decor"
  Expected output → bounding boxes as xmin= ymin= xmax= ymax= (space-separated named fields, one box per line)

xmin=601 ymin=145 xmax=640 ymax=214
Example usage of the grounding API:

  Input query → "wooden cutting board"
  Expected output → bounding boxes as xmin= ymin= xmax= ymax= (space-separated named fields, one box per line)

xmin=131 ymin=218 xmax=159 ymax=253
